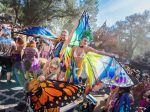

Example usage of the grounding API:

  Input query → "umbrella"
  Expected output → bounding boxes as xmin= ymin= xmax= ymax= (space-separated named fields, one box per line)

xmin=15 ymin=26 xmax=56 ymax=37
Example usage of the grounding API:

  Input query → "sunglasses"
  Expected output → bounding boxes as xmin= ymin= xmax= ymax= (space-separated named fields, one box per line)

xmin=50 ymin=65 xmax=58 ymax=70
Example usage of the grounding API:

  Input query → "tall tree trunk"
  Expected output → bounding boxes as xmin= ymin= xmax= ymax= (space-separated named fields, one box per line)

xmin=14 ymin=7 xmax=18 ymax=24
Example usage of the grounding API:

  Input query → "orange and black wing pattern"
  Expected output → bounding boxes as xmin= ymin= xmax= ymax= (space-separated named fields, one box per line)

xmin=29 ymin=80 xmax=85 ymax=111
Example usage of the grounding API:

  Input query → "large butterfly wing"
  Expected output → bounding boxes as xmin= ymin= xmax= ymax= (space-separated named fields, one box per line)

xmin=29 ymin=80 xmax=85 ymax=111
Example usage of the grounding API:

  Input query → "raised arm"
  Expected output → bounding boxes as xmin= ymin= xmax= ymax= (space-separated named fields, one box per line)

xmin=32 ymin=34 xmax=59 ymax=43
xmin=67 ymin=21 xmax=79 ymax=43
xmin=85 ymin=46 xmax=116 ymax=57
xmin=66 ymin=17 xmax=80 ymax=44
xmin=40 ymin=36 xmax=59 ymax=43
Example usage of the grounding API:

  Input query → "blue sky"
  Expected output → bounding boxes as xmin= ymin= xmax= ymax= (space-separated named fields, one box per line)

xmin=97 ymin=0 xmax=150 ymax=27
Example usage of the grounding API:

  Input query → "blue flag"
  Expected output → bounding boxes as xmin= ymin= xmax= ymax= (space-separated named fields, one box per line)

xmin=16 ymin=26 xmax=56 ymax=37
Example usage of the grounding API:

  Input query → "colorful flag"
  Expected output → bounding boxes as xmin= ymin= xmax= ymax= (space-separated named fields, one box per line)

xmin=16 ymin=26 xmax=56 ymax=37
xmin=69 ymin=12 xmax=93 ymax=46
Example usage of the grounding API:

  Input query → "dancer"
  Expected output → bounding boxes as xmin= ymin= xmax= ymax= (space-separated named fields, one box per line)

xmin=70 ymin=36 xmax=117 ymax=81
xmin=33 ymin=30 xmax=69 ymax=57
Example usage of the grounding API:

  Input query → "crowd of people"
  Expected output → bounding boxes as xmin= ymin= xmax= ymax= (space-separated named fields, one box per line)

xmin=0 ymin=22 xmax=150 ymax=112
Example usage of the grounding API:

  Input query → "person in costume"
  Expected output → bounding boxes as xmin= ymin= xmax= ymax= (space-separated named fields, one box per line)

xmin=23 ymin=40 xmax=40 ymax=79
xmin=112 ymin=87 xmax=134 ymax=112
xmin=70 ymin=36 xmax=117 ymax=84
xmin=33 ymin=30 xmax=69 ymax=58
xmin=72 ymin=37 xmax=115 ymax=67
xmin=27 ymin=57 xmax=84 ymax=112
xmin=33 ymin=30 xmax=70 ymax=80
xmin=39 ymin=57 xmax=61 ymax=81
xmin=33 ymin=58 xmax=85 ymax=112
xmin=12 ymin=36 xmax=26 ymax=62
xmin=102 ymin=86 xmax=119 ymax=112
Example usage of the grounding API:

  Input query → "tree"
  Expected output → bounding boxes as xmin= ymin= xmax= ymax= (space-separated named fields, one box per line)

xmin=111 ymin=11 xmax=150 ymax=59
xmin=0 ymin=0 xmax=99 ymax=31
xmin=93 ymin=22 xmax=121 ymax=55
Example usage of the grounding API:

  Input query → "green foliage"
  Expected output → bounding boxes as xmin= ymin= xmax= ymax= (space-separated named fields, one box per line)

xmin=0 ymin=2 xmax=6 ymax=12
xmin=0 ymin=0 xmax=99 ymax=31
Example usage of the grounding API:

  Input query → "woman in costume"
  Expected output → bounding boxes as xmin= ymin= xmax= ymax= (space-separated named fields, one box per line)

xmin=71 ymin=37 xmax=115 ymax=69
xmin=39 ymin=57 xmax=61 ymax=81
xmin=112 ymin=87 xmax=134 ymax=112
xmin=70 ymin=36 xmax=116 ymax=86
xmin=33 ymin=30 xmax=69 ymax=58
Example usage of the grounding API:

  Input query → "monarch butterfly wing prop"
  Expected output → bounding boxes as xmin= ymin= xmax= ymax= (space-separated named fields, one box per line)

xmin=82 ymin=52 xmax=134 ymax=88
xmin=29 ymin=80 xmax=85 ymax=111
